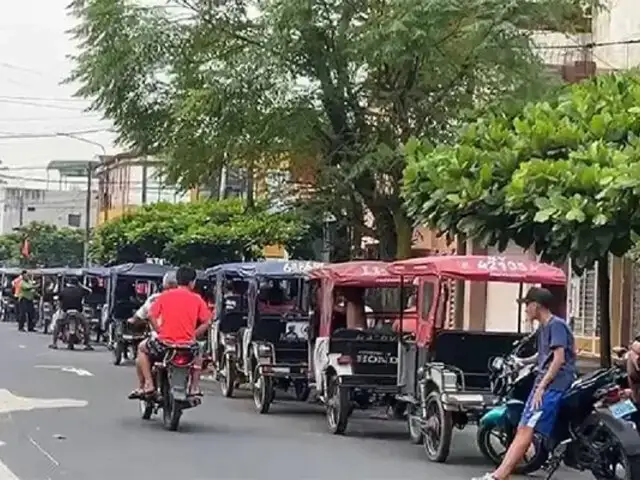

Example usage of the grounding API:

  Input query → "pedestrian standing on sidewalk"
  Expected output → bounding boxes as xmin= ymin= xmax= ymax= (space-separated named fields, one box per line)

xmin=17 ymin=272 xmax=36 ymax=332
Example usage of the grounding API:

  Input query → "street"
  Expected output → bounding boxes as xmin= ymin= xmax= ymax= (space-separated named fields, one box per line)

xmin=0 ymin=323 xmax=587 ymax=480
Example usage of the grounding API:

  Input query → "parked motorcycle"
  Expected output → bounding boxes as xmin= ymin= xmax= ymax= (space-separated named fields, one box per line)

xmin=480 ymin=344 xmax=640 ymax=479
xmin=477 ymin=333 xmax=547 ymax=474
xmin=138 ymin=345 xmax=202 ymax=431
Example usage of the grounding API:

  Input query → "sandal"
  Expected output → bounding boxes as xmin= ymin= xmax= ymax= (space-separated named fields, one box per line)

xmin=189 ymin=390 xmax=203 ymax=397
xmin=128 ymin=388 xmax=154 ymax=400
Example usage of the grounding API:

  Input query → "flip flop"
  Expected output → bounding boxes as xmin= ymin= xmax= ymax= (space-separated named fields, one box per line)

xmin=128 ymin=389 xmax=154 ymax=400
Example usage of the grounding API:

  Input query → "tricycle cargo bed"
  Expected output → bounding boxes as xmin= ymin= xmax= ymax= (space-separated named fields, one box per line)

xmin=432 ymin=330 xmax=530 ymax=391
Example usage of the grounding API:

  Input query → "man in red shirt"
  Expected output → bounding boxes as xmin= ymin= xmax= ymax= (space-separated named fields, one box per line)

xmin=129 ymin=266 xmax=211 ymax=399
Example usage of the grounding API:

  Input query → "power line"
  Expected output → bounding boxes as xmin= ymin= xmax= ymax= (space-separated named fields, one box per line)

xmin=0 ymin=98 xmax=87 ymax=112
xmin=537 ymin=38 xmax=640 ymax=50
xmin=0 ymin=128 xmax=111 ymax=140
xmin=0 ymin=95 xmax=88 ymax=103
xmin=0 ymin=62 xmax=44 ymax=76
xmin=0 ymin=115 xmax=103 ymax=123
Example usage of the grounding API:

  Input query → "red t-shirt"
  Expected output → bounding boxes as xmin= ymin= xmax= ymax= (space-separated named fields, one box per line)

xmin=150 ymin=287 xmax=211 ymax=344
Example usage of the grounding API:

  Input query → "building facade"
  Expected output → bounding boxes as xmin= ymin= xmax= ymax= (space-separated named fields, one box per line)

xmin=95 ymin=152 xmax=188 ymax=225
xmin=0 ymin=186 xmax=94 ymax=234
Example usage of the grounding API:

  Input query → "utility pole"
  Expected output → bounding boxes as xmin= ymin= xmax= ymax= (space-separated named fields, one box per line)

xmin=18 ymin=189 xmax=24 ymax=227
xmin=83 ymin=163 xmax=92 ymax=267
xmin=141 ymin=161 xmax=148 ymax=204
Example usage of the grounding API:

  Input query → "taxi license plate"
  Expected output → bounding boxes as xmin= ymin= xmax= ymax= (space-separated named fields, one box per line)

xmin=609 ymin=399 xmax=637 ymax=419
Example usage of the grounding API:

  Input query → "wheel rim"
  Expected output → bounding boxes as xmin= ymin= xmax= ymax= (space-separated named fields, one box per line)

xmin=423 ymin=400 xmax=442 ymax=456
xmin=408 ymin=411 xmax=422 ymax=439
xmin=139 ymin=400 xmax=149 ymax=414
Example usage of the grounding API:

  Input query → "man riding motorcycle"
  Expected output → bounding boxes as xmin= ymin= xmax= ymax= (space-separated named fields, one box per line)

xmin=49 ymin=276 xmax=93 ymax=350
xmin=129 ymin=266 xmax=211 ymax=399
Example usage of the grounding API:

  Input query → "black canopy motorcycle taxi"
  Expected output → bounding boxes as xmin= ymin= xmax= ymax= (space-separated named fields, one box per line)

xmin=207 ymin=260 xmax=321 ymax=414
xmin=104 ymin=263 xmax=172 ymax=365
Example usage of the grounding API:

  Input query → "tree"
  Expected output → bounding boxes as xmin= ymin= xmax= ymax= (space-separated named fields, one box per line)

xmin=90 ymin=198 xmax=309 ymax=267
xmin=67 ymin=0 xmax=583 ymax=259
xmin=403 ymin=72 xmax=640 ymax=367
xmin=0 ymin=223 xmax=84 ymax=267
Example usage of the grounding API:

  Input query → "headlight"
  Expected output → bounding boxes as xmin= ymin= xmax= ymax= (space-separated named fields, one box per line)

xmin=257 ymin=344 xmax=272 ymax=357
xmin=489 ymin=357 xmax=504 ymax=371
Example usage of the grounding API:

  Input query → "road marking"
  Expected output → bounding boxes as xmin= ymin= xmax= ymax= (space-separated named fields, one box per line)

xmin=17 ymin=346 xmax=25 ymax=349
xmin=0 ymin=389 xmax=87 ymax=414
xmin=28 ymin=437 xmax=59 ymax=467
xmin=34 ymin=365 xmax=93 ymax=377
xmin=0 ymin=459 xmax=19 ymax=479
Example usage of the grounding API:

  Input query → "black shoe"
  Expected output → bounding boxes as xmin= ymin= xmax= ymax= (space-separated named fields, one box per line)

xmin=83 ymin=345 xmax=94 ymax=351
xmin=48 ymin=344 xmax=58 ymax=349
xmin=18 ymin=328 xmax=25 ymax=332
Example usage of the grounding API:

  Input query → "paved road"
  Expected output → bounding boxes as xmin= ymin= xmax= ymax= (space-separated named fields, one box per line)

xmin=0 ymin=322 xmax=588 ymax=480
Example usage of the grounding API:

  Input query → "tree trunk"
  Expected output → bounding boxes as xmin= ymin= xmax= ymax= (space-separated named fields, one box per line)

xmin=597 ymin=256 xmax=612 ymax=368
xmin=394 ymin=209 xmax=413 ymax=260
xmin=245 ymin=160 xmax=255 ymax=210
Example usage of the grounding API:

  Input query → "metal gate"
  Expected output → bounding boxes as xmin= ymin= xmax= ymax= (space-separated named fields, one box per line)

xmin=568 ymin=263 xmax=600 ymax=355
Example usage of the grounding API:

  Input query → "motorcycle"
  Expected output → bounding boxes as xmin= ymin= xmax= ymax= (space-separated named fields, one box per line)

xmin=480 ymin=343 xmax=640 ymax=479
xmin=58 ymin=309 xmax=85 ymax=350
xmin=138 ymin=344 xmax=202 ymax=431
xmin=477 ymin=332 xmax=548 ymax=474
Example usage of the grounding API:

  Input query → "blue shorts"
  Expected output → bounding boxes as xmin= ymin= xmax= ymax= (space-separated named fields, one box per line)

xmin=519 ymin=389 xmax=563 ymax=437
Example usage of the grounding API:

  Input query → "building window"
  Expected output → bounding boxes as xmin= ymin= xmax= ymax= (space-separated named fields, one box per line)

xmin=68 ymin=213 xmax=81 ymax=227
xmin=27 ymin=206 xmax=35 ymax=212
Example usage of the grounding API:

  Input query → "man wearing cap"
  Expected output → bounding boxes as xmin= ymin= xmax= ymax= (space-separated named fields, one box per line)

xmin=473 ymin=287 xmax=576 ymax=480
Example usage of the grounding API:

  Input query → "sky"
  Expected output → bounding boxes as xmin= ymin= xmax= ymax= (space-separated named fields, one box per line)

xmin=0 ymin=0 xmax=116 ymax=188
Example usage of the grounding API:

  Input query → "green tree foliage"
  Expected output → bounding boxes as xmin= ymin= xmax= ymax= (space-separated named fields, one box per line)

xmin=90 ymin=199 xmax=308 ymax=267
xmin=403 ymin=72 xmax=640 ymax=365
xmin=67 ymin=0 xmax=580 ymax=259
xmin=0 ymin=222 xmax=84 ymax=267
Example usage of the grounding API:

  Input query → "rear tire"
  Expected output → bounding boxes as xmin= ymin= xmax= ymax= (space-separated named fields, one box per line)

xmin=326 ymin=376 xmax=350 ymax=435
xmin=408 ymin=404 xmax=424 ymax=444
xmin=162 ymin=381 xmax=182 ymax=431
xmin=113 ymin=342 xmax=124 ymax=365
xmin=140 ymin=399 xmax=153 ymax=420
xmin=220 ymin=355 xmax=235 ymax=398
xmin=294 ymin=381 xmax=310 ymax=401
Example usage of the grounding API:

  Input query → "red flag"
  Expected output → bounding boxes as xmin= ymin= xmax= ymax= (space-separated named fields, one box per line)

xmin=20 ymin=238 xmax=30 ymax=258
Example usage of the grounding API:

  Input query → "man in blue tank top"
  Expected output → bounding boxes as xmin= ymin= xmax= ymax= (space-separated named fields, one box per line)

xmin=473 ymin=287 xmax=576 ymax=480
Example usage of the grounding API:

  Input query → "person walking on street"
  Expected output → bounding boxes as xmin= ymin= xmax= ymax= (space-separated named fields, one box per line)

xmin=17 ymin=271 xmax=36 ymax=332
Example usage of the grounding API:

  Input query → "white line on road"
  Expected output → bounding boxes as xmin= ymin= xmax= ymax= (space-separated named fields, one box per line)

xmin=27 ymin=437 xmax=59 ymax=467
xmin=34 ymin=365 xmax=93 ymax=377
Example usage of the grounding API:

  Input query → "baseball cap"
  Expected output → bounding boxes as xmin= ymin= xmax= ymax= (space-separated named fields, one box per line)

xmin=518 ymin=286 xmax=554 ymax=309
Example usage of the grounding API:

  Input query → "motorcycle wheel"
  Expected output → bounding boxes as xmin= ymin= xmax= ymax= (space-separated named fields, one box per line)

xmin=113 ymin=342 xmax=124 ymax=366
xmin=294 ymin=381 xmax=310 ymax=402
xmin=422 ymin=391 xmax=453 ymax=463
xmin=476 ymin=423 xmax=548 ymax=474
xmin=326 ymin=375 xmax=350 ymax=435
xmin=253 ymin=365 xmax=273 ymax=414
xmin=162 ymin=383 xmax=182 ymax=431
xmin=139 ymin=399 xmax=153 ymax=420
xmin=408 ymin=404 xmax=424 ymax=444
xmin=220 ymin=355 xmax=235 ymax=398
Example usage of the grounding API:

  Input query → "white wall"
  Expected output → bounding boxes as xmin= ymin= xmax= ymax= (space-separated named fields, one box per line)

xmin=0 ymin=187 xmax=96 ymax=234
xmin=592 ymin=0 xmax=640 ymax=70
xmin=483 ymin=242 xmax=535 ymax=333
